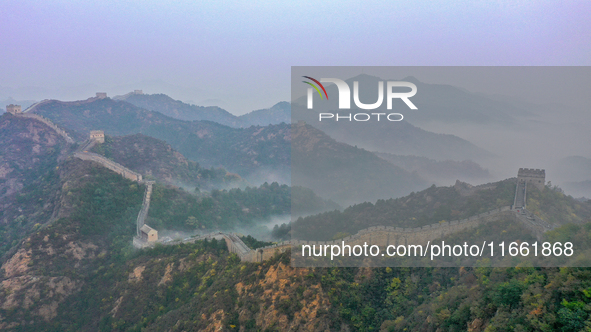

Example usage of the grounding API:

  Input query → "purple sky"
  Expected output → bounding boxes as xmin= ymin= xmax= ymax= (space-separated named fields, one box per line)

xmin=1 ymin=0 xmax=590 ymax=115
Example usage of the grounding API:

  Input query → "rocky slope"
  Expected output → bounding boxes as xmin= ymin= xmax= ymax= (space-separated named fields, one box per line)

xmin=0 ymin=158 xmax=144 ymax=330
xmin=0 ymin=113 xmax=73 ymax=259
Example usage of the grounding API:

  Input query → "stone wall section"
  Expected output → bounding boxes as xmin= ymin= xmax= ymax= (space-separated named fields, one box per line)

xmin=146 ymin=205 xmax=555 ymax=263
xmin=73 ymin=152 xmax=143 ymax=182
xmin=136 ymin=182 xmax=154 ymax=236
xmin=15 ymin=113 xmax=74 ymax=144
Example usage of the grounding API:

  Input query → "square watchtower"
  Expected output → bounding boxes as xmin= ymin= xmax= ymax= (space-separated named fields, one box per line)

xmin=90 ymin=130 xmax=105 ymax=143
xmin=6 ymin=104 xmax=22 ymax=114
xmin=517 ymin=168 xmax=545 ymax=190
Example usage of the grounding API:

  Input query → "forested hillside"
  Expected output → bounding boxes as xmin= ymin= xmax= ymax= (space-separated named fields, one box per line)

xmin=30 ymin=98 xmax=290 ymax=180
xmin=2 ymin=150 xmax=591 ymax=330
xmin=0 ymin=114 xmax=71 ymax=259
xmin=118 ymin=93 xmax=240 ymax=126
xmin=90 ymin=133 xmax=243 ymax=190
xmin=293 ymin=179 xmax=591 ymax=241
xmin=3 ymin=99 xmax=591 ymax=332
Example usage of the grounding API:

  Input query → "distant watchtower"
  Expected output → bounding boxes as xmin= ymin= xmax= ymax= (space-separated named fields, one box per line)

xmin=517 ymin=168 xmax=545 ymax=190
xmin=133 ymin=90 xmax=143 ymax=95
xmin=95 ymin=92 xmax=107 ymax=99
xmin=6 ymin=104 xmax=22 ymax=114
xmin=140 ymin=225 xmax=158 ymax=242
xmin=90 ymin=130 xmax=105 ymax=143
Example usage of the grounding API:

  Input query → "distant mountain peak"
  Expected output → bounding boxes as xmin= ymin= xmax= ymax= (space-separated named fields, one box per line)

xmin=117 ymin=92 xmax=290 ymax=128
xmin=401 ymin=75 xmax=421 ymax=84
xmin=270 ymin=101 xmax=290 ymax=109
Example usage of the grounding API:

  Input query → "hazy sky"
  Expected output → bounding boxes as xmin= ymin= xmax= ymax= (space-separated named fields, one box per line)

xmin=2 ymin=0 xmax=590 ymax=115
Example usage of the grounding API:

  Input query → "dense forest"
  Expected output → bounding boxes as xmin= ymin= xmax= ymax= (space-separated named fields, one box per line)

xmin=293 ymin=180 xmax=591 ymax=241
xmin=147 ymin=181 xmax=291 ymax=232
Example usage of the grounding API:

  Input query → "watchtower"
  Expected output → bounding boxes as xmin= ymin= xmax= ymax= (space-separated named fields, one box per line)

xmin=90 ymin=130 xmax=105 ymax=143
xmin=134 ymin=90 xmax=143 ymax=95
xmin=6 ymin=104 xmax=22 ymax=114
xmin=517 ymin=168 xmax=545 ymax=190
xmin=140 ymin=225 xmax=158 ymax=242
xmin=95 ymin=92 xmax=107 ymax=99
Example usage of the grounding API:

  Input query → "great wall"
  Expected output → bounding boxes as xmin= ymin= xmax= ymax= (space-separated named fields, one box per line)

xmin=73 ymin=152 xmax=144 ymax=182
xmin=135 ymin=181 xmax=154 ymax=235
xmin=160 ymin=202 xmax=552 ymax=263
xmin=4 ymin=100 xmax=556 ymax=263
xmin=14 ymin=112 xmax=75 ymax=144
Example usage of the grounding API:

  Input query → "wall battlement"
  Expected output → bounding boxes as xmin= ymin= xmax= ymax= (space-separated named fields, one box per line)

xmin=9 ymin=104 xmax=74 ymax=144
xmin=74 ymin=152 xmax=143 ymax=182
xmin=25 ymin=98 xmax=103 ymax=112
xmin=518 ymin=168 xmax=545 ymax=190
xmin=90 ymin=130 xmax=105 ymax=143
xmin=518 ymin=168 xmax=545 ymax=178
xmin=454 ymin=180 xmax=498 ymax=196
xmin=14 ymin=113 xmax=75 ymax=144
xmin=23 ymin=100 xmax=50 ymax=113
xmin=136 ymin=181 xmax=154 ymax=235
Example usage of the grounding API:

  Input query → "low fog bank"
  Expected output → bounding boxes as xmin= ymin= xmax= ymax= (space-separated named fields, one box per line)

xmin=152 ymin=214 xmax=292 ymax=244
xmin=232 ymin=214 xmax=291 ymax=242
xmin=243 ymin=167 xmax=291 ymax=187
xmin=375 ymin=152 xmax=494 ymax=188
xmin=414 ymin=106 xmax=590 ymax=198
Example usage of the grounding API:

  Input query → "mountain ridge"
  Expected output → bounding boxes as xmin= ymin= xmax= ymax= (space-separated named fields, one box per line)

xmin=116 ymin=92 xmax=290 ymax=128
xmin=27 ymin=98 xmax=291 ymax=182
